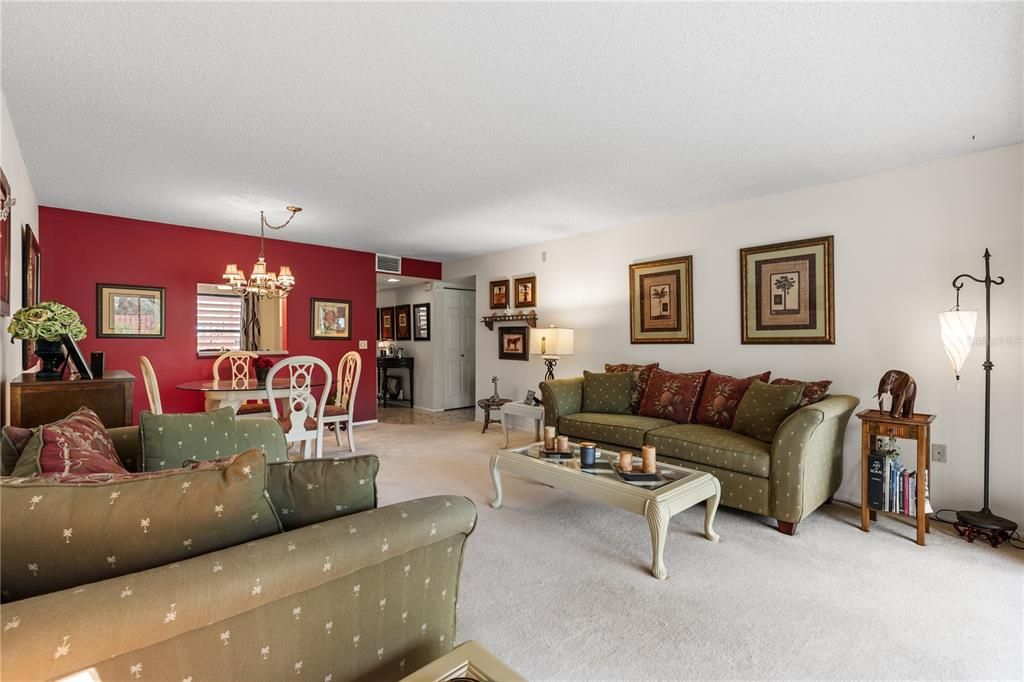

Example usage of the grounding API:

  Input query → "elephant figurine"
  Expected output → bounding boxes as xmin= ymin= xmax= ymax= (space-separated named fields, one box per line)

xmin=874 ymin=369 xmax=917 ymax=419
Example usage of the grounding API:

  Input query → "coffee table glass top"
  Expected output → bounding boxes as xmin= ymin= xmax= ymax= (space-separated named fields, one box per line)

xmin=507 ymin=442 xmax=694 ymax=490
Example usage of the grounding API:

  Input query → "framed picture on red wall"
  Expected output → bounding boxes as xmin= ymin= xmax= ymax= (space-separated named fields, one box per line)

xmin=96 ymin=283 xmax=166 ymax=338
xmin=310 ymin=298 xmax=352 ymax=340
xmin=0 ymin=167 xmax=12 ymax=317
xmin=21 ymin=225 xmax=41 ymax=369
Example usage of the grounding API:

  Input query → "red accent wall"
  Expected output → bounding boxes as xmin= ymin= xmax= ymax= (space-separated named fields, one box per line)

xmin=397 ymin=257 xmax=442 ymax=280
xmin=40 ymin=208 xmax=437 ymax=424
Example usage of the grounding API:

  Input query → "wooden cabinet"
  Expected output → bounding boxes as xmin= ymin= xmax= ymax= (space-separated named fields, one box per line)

xmin=9 ymin=370 xmax=135 ymax=428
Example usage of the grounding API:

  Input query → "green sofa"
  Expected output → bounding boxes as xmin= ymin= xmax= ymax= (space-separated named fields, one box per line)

xmin=1 ymin=414 xmax=478 ymax=682
xmin=541 ymin=377 xmax=858 ymax=534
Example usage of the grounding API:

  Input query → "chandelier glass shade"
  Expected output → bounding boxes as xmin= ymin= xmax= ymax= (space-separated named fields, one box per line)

xmin=222 ymin=206 xmax=301 ymax=298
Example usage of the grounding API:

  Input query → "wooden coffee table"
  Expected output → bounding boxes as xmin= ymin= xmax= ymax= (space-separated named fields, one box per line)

xmin=490 ymin=442 xmax=721 ymax=580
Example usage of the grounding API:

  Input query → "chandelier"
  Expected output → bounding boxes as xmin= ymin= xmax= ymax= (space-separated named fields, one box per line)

xmin=222 ymin=206 xmax=301 ymax=298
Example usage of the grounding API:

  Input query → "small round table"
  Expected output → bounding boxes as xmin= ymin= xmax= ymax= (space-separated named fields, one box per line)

xmin=477 ymin=397 xmax=512 ymax=434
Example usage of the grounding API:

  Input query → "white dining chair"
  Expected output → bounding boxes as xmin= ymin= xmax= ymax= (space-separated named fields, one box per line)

xmin=139 ymin=355 xmax=163 ymax=415
xmin=213 ymin=351 xmax=270 ymax=415
xmin=320 ymin=351 xmax=361 ymax=452
xmin=265 ymin=356 xmax=332 ymax=459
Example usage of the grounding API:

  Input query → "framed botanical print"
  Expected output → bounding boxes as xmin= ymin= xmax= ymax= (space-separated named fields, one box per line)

xmin=498 ymin=325 xmax=530 ymax=361
xmin=489 ymin=279 xmax=509 ymax=309
xmin=310 ymin=298 xmax=352 ymax=340
xmin=96 ymin=284 xmax=165 ymax=338
xmin=629 ymin=255 xmax=694 ymax=344
xmin=739 ymin=235 xmax=834 ymax=344
xmin=378 ymin=306 xmax=395 ymax=341
xmin=395 ymin=304 xmax=411 ymax=340
xmin=514 ymin=276 xmax=537 ymax=308
xmin=413 ymin=303 xmax=431 ymax=341
xmin=21 ymin=225 xmax=40 ymax=368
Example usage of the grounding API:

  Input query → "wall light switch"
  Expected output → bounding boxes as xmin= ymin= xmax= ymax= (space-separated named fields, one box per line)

xmin=358 ymin=340 xmax=368 ymax=350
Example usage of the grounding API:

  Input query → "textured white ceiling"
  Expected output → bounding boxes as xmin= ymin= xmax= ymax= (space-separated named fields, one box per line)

xmin=2 ymin=3 xmax=1021 ymax=261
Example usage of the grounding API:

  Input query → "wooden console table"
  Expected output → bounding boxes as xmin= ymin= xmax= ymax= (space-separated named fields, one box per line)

xmin=377 ymin=356 xmax=414 ymax=409
xmin=9 ymin=370 xmax=135 ymax=428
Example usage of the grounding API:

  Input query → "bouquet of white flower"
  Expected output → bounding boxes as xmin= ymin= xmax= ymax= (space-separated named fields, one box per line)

xmin=7 ymin=301 xmax=87 ymax=343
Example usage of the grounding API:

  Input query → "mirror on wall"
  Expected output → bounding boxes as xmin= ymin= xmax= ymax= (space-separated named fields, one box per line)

xmin=196 ymin=283 xmax=287 ymax=355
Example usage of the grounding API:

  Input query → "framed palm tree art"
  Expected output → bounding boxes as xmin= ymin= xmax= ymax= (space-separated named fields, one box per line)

xmin=628 ymin=255 xmax=694 ymax=344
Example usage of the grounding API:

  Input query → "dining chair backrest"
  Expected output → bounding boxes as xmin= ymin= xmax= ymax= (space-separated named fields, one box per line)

xmin=213 ymin=351 xmax=258 ymax=388
xmin=335 ymin=351 xmax=362 ymax=413
xmin=139 ymin=355 xmax=162 ymax=415
xmin=265 ymin=356 xmax=333 ymax=426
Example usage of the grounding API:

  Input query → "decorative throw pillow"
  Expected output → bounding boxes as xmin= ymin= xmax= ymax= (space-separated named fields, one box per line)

xmin=637 ymin=368 xmax=710 ymax=424
xmin=695 ymin=371 xmax=771 ymax=429
xmin=732 ymin=380 xmax=805 ymax=442
xmin=139 ymin=407 xmax=237 ymax=471
xmin=0 ymin=448 xmax=281 ymax=602
xmin=10 ymin=408 xmax=127 ymax=478
xmin=581 ymin=371 xmax=633 ymax=415
xmin=771 ymin=377 xmax=832 ymax=407
xmin=604 ymin=362 xmax=660 ymax=414
xmin=266 ymin=456 xmax=379 ymax=531
xmin=1 ymin=425 xmax=34 ymax=476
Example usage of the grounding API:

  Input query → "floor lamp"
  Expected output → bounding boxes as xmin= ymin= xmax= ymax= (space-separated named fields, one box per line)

xmin=529 ymin=326 xmax=574 ymax=381
xmin=939 ymin=248 xmax=1017 ymax=547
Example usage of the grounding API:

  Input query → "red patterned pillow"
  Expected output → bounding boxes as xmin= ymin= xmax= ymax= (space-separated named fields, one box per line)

xmin=10 ymin=407 xmax=128 ymax=477
xmin=771 ymin=378 xmax=832 ymax=407
xmin=638 ymin=368 xmax=710 ymax=424
xmin=695 ymin=371 xmax=771 ymax=429
xmin=605 ymin=362 xmax=660 ymax=414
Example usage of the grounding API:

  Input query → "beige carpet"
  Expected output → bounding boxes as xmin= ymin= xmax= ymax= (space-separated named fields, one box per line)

xmin=324 ymin=421 xmax=1023 ymax=681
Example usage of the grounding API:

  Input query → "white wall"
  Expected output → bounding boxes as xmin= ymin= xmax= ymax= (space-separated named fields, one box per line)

xmin=1 ymin=91 xmax=41 ymax=423
xmin=444 ymin=145 xmax=1024 ymax=522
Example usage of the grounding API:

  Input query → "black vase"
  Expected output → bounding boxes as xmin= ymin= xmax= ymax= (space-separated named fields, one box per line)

xmin=34 ymin=339 xmax=67 ymax=380
xmin=255 ymin=367 xmax=270 ymax=383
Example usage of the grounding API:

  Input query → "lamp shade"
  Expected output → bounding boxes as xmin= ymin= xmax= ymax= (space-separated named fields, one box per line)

xmin=530 ymin=327 xmax=574 ymax=357
xmin=939 ymin=309 xmax=977 ymax=383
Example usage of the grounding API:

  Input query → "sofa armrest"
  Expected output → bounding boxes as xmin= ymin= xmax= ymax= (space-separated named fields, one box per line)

xmin=108 ymin=426 xmax=142 ymax=472
xmin=769 ymin=395 xmax=860 ymax=523
xmin=0 ymin=495 xmax=477 ymax=681
xmin=539 ymin=377 xmax=584 ymax=428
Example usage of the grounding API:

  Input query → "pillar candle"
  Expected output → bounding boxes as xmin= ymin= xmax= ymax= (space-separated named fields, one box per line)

xmin=642 ymin=445 xmax=657 ymax=474
xmin=619 ymin=451 xmax=633 ymax=472
xmin=544 ymin=426 xmax=557 ymax=450
xmin=555 ymin=435 xmax=570 ymax=453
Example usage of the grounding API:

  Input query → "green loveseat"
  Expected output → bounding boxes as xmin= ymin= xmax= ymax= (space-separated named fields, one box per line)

xmin=541 ymin=377 xmax=858 ymax=534
xmin=1 ymin=413 xmax=478 ymax=681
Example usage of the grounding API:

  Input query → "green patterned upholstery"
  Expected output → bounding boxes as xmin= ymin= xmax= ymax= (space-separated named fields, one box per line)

xmin=731 ymin=380 xmax=804 ymax=443
xmin=660 ymin=456 xmax=771 ymax=516
xmin=107 ymin=426 xmax=142 ymax=472
xmin=127 ymin=415 xmax=288 ymax=472
xmin=646 ymin=424 xmax=771 ymax=477
xmin=581 ymin=371 xmax=633 ymax=415
xmin=559 ymin=413 xmax=674 ymax=449
xmin=540 ymin=377 xmax=584 ymax=428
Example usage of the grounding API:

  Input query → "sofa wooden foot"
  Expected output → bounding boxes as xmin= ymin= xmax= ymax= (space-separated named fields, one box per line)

xmin=776 ymin=520 xmax=797 ymax=536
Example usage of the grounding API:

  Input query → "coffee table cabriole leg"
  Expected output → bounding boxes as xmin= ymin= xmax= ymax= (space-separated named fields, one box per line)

xmin=704 ymin=478 xmax=722 ymax=543
xmin=644 ymin=499 xmax=670 ymax=580
xmin=490 ymin=454 xmax=503 ymax=509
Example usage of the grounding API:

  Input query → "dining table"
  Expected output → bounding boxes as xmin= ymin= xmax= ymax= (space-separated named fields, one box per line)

xmin=176 ymin=377 xmax=326 ymax=414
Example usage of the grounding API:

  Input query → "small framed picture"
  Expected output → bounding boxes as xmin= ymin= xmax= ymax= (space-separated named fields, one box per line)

xmin=498 ymin=325 xmax=530 ymax=361
xmin=523 ymin=389 xmax=536 ymax=405
xmin=310 ymin=298 xmax=352 ymax=340
xmin=395 ymin=304 xmax=411 ymax=340
xmin=378 ymin=306 xmax=395 ymax=341
xmin=413 ymin=303 xmax=431 ymax=341
xmin=514 ymin=275 xmax=537 ymax=308
xmin=96 ymin=284 xmax=165 ymax=338
xmin=489 ymin=279 xmax=510 ymax=309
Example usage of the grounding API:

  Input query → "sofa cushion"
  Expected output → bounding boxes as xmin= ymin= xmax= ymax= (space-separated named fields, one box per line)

xmin=771 ymin=377 xmax=832 ymax=406
xmin=265 ymin=457 xmax=379 ymax=530
xmin=559 ymin=413 xmax=674 ymax=449
xmin=2 ymin=425 xmax=35 ymax=476
xmin=638 ymin=368 xmax=710 ymax=424
xmin=139 ymin=407 xmax=238 ymax=471
xmin=646 ymin=424 xmax=771 ymax=478
xmin=604 ymin=362 xmax=659 ymax=414
xmin=0 ymin=448 xmax=280 ymax=602
xmin=11 ymin=407 xmax=128 ymax=477
xmin=694 ymin=371 xmax=771 ymax=429
xmin=732 ymin=380 xmax=804 ymax=442
xmin=582 ymin=371 xmax=633 ymax=415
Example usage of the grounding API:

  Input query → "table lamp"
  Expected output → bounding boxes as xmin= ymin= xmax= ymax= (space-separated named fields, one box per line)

xmin=530 ymin=326 xmax=574 ymax=381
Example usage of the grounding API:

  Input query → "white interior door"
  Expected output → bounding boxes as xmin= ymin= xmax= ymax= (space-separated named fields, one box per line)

xmin=444 ymin=289 xmax=475 ymax=409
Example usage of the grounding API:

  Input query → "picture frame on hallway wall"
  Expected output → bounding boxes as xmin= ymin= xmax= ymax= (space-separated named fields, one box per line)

xmin=310 ymin=298 xmax=352 ymax=340
xmin=739 ymin=235 xmax=835 ymax=344
xmin=0 ymin=167 xmax=11 ymax=317
xmin=96 ymin=284 xmax=166 ymax=338
xmin=629 ymin=255 xmax=694 ymax=344
xmin=395 ymin=304 xmax=411 ymax=340
xmin=378 ymin=306 xmax=395 ymax=341
xmin=489 ymin=279 xmax=509 ymax=309
xmin=413 ymin=303 xmax=431 ymax=341
xmin=21 ymin=225 xmax=41 ymax=369
xmin=514 ymin=275 xmax=537 ymax=308
xmin=498 ymin=325 xmax=530 ymax=361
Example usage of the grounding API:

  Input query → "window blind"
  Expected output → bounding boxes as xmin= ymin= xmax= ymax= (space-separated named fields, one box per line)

xmin=197 ymin=293 xmax=242 ymax=353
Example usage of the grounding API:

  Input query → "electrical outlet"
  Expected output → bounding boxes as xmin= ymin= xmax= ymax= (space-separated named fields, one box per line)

xmin=358 ymin=340 xmax=368 ymax=350
xmin=932 ymin=443 xmax=947 ymax=463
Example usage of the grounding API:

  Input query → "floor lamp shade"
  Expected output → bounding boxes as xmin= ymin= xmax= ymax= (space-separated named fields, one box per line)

xmin=939 ymin=309 xmax=977 ymax=385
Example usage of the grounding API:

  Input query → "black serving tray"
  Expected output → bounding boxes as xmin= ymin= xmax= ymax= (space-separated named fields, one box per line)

xmin=612 ymin=464 xmax=662 ymax=482
xmin=541 ymin=450 xmax=574 ymax=459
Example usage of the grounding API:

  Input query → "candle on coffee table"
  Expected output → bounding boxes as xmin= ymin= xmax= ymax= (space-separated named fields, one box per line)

xmin=555 ymin=435 xmax=570 ymax=453
xmin=619 ymin=451 xmax=633 ymax=472
xmin=543 ymin=426 xmax=556 ymax=450
xmin=642 ymin=445 xmax=657 ymax=474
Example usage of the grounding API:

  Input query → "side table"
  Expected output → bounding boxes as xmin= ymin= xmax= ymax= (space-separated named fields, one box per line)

xmin=500 ymin=401 xmax=544 ymax=447
xmin=477 ymin=397 xmax=511 ymax=434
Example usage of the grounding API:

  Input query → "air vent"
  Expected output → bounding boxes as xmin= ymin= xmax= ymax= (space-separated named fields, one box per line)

xmin=376 ymin=254 xmax=402 ymax=274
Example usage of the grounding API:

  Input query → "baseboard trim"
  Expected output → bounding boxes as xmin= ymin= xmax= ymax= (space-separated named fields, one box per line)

xmin=353 ymin=419 xmax=379 ymax=426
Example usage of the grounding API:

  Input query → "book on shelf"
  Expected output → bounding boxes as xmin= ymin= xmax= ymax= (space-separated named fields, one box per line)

xmin=867 ymin=453 xmax=928 ymax=517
